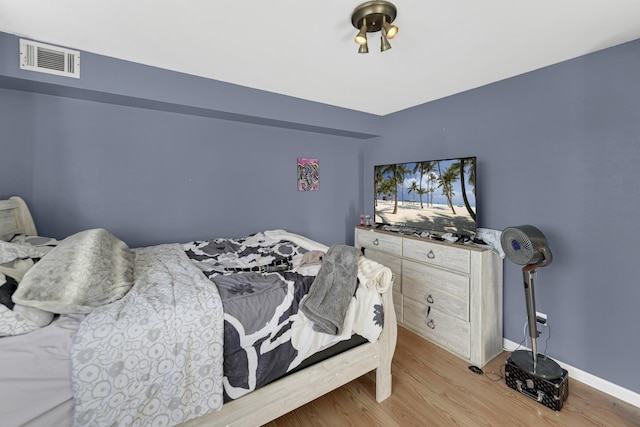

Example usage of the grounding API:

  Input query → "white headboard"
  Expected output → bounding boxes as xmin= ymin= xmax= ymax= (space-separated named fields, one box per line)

xmin=0 ymin=196 xmax=38 ymax=240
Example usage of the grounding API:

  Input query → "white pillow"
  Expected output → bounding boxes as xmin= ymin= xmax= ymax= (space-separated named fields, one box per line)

xmin=0 ymin=240 xmax=46 ymax=264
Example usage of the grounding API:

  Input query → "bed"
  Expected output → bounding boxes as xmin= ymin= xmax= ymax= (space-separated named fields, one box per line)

xmin=0 ymin=196 xmax=397 ymax=426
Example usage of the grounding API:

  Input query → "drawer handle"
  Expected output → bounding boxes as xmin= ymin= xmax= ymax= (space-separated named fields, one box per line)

xmin=373 ymin=238 xmax=379 ymax=246
xmin=426 ymin=294 xmax=434 ymax=304
xmin=426 ymin=319 xmax=436 ymax=329
xmin=427 ymin=250 xmax=435 ymax=259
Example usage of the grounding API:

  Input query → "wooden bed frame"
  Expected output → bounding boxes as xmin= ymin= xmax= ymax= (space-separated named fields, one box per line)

xmin=0 ymin=196 xmax=397 ymax=426
xmin=0 ymin=196 xmax=37 ymax=238
xmin=186 ymin=290 xmax=397 ymax=426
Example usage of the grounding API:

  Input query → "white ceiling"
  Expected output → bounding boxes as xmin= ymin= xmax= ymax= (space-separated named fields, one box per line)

xmin=2 ymin=0 xmax=640 ymax=115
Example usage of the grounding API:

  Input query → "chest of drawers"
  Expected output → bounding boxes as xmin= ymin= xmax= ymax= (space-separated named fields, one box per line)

xmin=355 ymin=227 xmax=503 ymax=367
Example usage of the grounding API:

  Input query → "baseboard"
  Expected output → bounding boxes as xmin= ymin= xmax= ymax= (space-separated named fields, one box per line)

xmin=503 ymin=338 xmax=640 ymax=408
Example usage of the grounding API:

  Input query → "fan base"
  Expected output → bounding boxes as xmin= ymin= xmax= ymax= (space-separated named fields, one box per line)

xmin=510 ymin=350 xmax=563 ymax=380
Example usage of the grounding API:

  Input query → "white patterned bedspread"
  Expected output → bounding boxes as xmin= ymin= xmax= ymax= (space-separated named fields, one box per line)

xmin=71 ymin=244 xmax=224 ymax=427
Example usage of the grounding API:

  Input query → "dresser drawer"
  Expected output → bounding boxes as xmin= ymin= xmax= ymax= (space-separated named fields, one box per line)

xmin=355 ymin=228 xmax=402 ymax=257
xmin=403 ymin=297 xmax=470 ymax=359
xmin=402 ymin=238 xmax=470 ymax=274
xmin=402 ymin=259 xmax=469 ymax=301
xmin=403 ymin=278 xmax=468 ymax=322
xmin=363 ymin=248 xmax=402 ymax=294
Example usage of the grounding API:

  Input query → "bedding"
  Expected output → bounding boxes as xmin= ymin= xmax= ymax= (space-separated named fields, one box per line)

xmin=0 ymin=223 xmax=392 ymax=427
xmin=300 ymin=244 xmax=361 ymax=335
xmin=72 ymin=244 xmax=225 ymax=426
xmin=0 ymin=274 xmax=18 ymax=308
xmin=0 ymin=257 xmax=35 ymax=310
xmin=0 ymin=239 xmax=47 ymax=263
xmin=0 ymin=313 xmax=85 ymax=427
xmin=0 ymin=234 xmax=60 ymax=331
xmin=0 ymin=241 xmax=50 ymax=336
xmin=9 ymin=234 xmax=60 ymax=249
xmin=13 ymin=228 xmax=135 ymax=314
xmin=184 ymin=231 xmax=384 ymax=401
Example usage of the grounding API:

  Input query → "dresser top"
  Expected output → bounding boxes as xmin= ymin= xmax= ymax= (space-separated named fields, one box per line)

xmin=355 ymin=226 xmax=493 ymax=253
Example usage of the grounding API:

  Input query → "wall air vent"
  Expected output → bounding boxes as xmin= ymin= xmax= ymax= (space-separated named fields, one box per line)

xmin=19 ymin=39 xmax=80 ymax=78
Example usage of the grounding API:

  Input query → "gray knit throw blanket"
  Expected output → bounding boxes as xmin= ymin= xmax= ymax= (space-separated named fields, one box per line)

xmin=300 ymin=244 xmax=360 ymax=335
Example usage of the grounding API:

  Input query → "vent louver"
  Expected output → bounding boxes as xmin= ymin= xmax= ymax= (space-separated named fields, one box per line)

xmin=20 ymin=39 xmax=80 ymax=78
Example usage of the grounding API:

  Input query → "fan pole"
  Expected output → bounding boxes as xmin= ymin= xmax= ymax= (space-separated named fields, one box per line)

xmin=522 ymin=266 xmax=539 ymax=371
xmin=502 ymin=225 xmax=563 ymax=380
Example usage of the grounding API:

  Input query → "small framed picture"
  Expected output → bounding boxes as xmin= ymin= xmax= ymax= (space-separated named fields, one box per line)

xmin=297 ymin=158 xmax=319 ymax=191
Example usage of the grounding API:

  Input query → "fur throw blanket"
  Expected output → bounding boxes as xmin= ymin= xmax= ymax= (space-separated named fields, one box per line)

xmin=300 ymin=244 xmax=360 ymax=335
xmin=12 ymin=228 xmax=134 ymax=314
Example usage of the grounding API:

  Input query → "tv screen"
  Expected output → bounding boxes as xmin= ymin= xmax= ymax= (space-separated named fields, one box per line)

xmin=374 ymin=156 xmax=477 ymax=237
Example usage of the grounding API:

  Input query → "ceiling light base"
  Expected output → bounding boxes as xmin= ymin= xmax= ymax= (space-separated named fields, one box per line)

xmin=351 ymin=1 xmax=397 ymax=32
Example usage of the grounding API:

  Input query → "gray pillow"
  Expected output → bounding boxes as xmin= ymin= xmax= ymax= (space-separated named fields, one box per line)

xmin=12 ymin=228 xmax=135 ymax=314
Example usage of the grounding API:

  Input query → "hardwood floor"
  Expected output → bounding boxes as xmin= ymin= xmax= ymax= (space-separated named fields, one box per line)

xmin=266 ymin=326 xmax=640 ymax=426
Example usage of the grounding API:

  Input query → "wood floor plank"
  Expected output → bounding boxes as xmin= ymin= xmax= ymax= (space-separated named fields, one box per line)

xmin=266 ymin=327 xmax=640 ymax=427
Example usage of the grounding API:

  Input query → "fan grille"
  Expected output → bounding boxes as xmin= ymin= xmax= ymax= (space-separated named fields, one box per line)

xmin=501 ymin=226 xmax=544 ymax=265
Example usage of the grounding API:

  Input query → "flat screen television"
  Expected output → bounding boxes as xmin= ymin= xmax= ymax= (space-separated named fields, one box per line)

xmin=374 ymin=156 xmax=477 ymax=237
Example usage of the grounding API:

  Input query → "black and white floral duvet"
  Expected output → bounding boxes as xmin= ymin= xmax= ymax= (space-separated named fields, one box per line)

xmin=184 ymin=230 xmax=385 ymax=401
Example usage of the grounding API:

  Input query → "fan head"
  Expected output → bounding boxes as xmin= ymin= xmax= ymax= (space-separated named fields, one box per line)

xmin=501 ymin=225 xmax=552 ymax=266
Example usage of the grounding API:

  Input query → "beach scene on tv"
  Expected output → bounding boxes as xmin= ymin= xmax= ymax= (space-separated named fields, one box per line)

xmin=374 ymin=157 xmax=476 ymax=237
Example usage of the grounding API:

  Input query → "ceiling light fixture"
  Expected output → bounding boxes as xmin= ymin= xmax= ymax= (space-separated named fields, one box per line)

xmin=351 ymin=1 xmax=398 ymax=54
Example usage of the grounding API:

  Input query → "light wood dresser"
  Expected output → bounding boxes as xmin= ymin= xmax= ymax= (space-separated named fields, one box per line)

xmin=355 ymin=226 xmax=503 ymax=367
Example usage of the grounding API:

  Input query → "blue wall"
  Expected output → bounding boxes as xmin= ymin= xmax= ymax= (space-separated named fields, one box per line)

xmin=365 ymin=39 xmax=640 ymax=394
xmin=1 ymin=88 xmax=370 ymax=247
xmin=0 ymin=88 xmax=35 ymax=197
xmin=2 ymin=30 xmax=640 ymax=396
xmin=0 ymin=32 xmax=375 ymax=247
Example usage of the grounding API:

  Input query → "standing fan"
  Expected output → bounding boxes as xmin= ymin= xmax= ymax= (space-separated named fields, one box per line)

xmin=501 ymin=225 xmax=562 ymax=379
